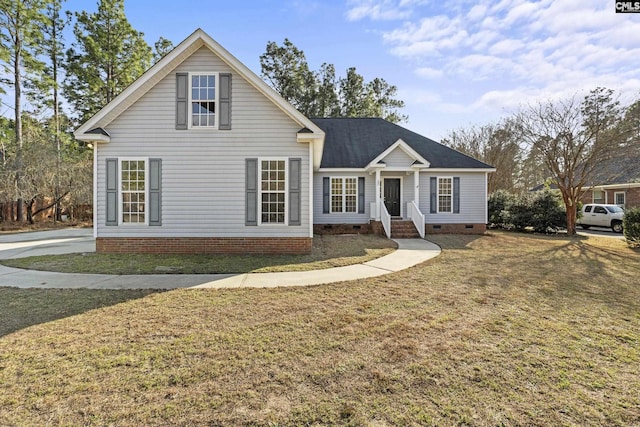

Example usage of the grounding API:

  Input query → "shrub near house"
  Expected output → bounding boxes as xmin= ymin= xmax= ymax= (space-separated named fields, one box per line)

xmin=488 ymin=189 xmax=566 ymax=232
xmin=623 ymin=207 xmax=640 ymax=247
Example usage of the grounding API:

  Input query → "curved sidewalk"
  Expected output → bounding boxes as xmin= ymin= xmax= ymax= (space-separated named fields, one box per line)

xmin=0 ymin=230 xmax=441 ymax=290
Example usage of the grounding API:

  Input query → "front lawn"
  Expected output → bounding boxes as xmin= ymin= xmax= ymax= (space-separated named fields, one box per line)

xmin=0 ymin=234 xmax=396 ymax=274
xmin=1 ymin=231 xmax=639 ymax=425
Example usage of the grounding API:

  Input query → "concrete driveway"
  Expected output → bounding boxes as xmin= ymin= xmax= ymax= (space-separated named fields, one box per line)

xmin=0 ymin=228 xmax=96 ymax=259
xmin=0 ymin=228 xmax=441 ymax=290
xmin=576 ymin=226 xmax=625 ymax=239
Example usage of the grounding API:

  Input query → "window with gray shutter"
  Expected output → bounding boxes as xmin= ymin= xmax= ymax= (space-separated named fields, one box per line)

xmin=453 ymin=177 xmax=460 ymax=214
xmin=149 ymin=159 xmax=162 ymax=225
xmin=289 ymin=158 xmax=301 ymax=225
xmin=106 ymin=158 xmax=118 ymax=225
xmin=429 ymin=177 xmax=437 ymax=214
xmin=246 ymin=158 xmax=258 ymax=226
xmin=219 ymin=73 xmax=232 ymax=130
xmin=358 ymin=177 xmax=365 ymax=214
xmin=175 ymin=73 xmax=188 ymax=130
xmin=323 ymin=177 xmax=330 ymax=214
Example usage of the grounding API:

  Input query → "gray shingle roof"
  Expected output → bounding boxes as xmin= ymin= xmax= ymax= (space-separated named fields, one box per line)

xmin=585 ymin=153 xmax=640 ymax=186
xmin=311 ymin=118 xmax=493 ymax=169
xmin=531 ymin=152 xmax=640 ymax=191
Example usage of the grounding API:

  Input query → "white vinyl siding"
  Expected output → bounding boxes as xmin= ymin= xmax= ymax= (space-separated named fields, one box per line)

xmin=381 ymin=148 xmax=415 ymax=167
xmin=420 ymin=173 xmax=487 ymax=223
xmin=95 ymin=47 xmax=309 ymax=238
xmin=314 ymin=173 xmax=373 ymax=224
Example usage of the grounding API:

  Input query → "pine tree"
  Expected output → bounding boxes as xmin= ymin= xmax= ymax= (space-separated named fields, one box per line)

xmin=0 ymin=0 xmax=47 ymax=222
xmin=64 ymin=0 xmax=152 ymax=123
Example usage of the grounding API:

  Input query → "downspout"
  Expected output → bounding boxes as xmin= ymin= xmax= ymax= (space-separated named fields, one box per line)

xmin=93 ymin=143 xmax=98 ymax=238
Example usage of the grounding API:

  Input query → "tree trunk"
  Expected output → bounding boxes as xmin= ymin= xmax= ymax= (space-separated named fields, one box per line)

xmin=26 ymin=197 xmax=36 ymax=225
xmin=559 ymin=188 xmax=578 ymax=235
xmin=14 ymin=13 xmax=24 ymax=223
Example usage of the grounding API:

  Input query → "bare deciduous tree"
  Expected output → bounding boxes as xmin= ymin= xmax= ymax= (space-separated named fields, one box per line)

xmin=516 ymin=88 xmax=621 ymax=235
xmin=442 ymin=118 xmax=522 ymax=194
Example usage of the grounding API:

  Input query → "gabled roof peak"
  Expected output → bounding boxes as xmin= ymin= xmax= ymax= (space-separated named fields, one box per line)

xmin=75 ymin=28 xmax=324 ymax=145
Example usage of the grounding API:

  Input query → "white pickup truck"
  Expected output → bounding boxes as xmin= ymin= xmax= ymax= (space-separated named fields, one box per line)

xmin=578 ymin=204 xmax=624 ymax=233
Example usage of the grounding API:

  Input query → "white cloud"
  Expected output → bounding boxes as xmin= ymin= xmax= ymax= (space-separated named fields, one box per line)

xmin=344 ymin=0 xmax=640 ymax=137
xmin=358 ymin=0 xmax=640 ymax=121
xmin=414 ymin=67 xmax=443 ymax=79
xmin=345 ymin=0 xmax=416 ymax=21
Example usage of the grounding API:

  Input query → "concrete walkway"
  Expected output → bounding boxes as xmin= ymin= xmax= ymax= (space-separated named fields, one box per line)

xmin=0 ymin=229 xmax=441 ymax=290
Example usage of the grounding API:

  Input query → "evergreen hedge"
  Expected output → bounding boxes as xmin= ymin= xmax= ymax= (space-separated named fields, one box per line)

xmin=488 ymin=189 xmax=566 ymax=233
xmin=623 ymin=207 xmax=640 ymax=247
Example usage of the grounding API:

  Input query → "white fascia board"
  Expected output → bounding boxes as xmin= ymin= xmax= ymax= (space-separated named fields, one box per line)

xmin=318 ymin=168 xmax=368 ymax=173
xmin=583 ymin=182 xmax=640 ymax=190
xmin=424 ymin=168 xmax=497 ymax=173
xmin=366 ymin=138 xmax=430 ymax=169
xmin=74 ymin=133 xmax=111 ymax=143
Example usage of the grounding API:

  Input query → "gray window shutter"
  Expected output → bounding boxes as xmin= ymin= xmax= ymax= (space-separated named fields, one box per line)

xmin=323 ymin=177 xmax=330 ymax=214
xmin=106 ymin=158 xmax=118 ymax=225
xmin=430 ymin=177 xmax=437 ymax=214
xmin=176 ymin=73 xmax=188 ymax=130
xmin=149 ymin=159 xmax=162 ymax=226
xmin=219 ymin=73 xmax=232 ymax=130
xmin=289 ymin=158 xmax=301 ymax=226
xmin=453 ymin=177 xmax=460 ymax=214
xmin=358 ymin=177 xmax=365 ymax=214
xmin=246 ymin=158 xmax=258 ymax=226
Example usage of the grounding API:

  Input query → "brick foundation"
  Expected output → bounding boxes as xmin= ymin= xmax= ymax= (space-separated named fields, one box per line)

xmin=96 ymin=237 xmax=312 ymax=254
xmin=313 ymin=222 xmax=486 ymax=236
xmin=425 ymin=223 xmax=486 ymax=234
xmin=313 ymin=223 xmax=375 ymax=235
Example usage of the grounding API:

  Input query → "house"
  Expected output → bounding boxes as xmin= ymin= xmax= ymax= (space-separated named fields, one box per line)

xmin=578 ymin=153 xmax=640 ymax=209
xmin=74 ymin=29 xmax=495 ymax=254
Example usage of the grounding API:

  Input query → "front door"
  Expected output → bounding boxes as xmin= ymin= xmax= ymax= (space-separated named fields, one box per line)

xmin=384 ymin=178 xmax=401 ymax=217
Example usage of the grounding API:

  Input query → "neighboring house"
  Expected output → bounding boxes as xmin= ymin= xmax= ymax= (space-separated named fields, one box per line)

xmin=578 ymin=153 xmax=640 ymax=209
xmin=75 ymin=29 xmax=495 ymax=254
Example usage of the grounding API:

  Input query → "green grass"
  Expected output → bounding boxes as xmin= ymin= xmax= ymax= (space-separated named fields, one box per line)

xmin=1 ymin=231 xmax=639 ymax=426
xmin=0 ymin=234 xmax=396 ymax=274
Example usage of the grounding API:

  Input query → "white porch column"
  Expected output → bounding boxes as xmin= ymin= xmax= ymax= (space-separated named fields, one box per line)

xmin=375 ymin=168 xmax=381 ymax=220
xmin=414 ymin=169 xmax=420 ymax=206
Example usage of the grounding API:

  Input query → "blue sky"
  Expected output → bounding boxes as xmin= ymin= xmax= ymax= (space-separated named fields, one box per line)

xmin=10 ymin=0 xmax=640 ymax=140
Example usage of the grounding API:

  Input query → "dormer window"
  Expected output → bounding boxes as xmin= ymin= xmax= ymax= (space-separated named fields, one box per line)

xmin=191 ymin=74 xmax=217 ymax=127
xmin=176 ymin=72 xmax=231 ymax=131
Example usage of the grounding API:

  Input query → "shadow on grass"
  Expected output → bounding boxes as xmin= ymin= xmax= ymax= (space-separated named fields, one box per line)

xmin=532 ymin=237 xmax=640 ymax=312
xmin=0 ymin=287 xmax=161 ymax=338
xmin=426 ymin=234 xmax=483 ymax=250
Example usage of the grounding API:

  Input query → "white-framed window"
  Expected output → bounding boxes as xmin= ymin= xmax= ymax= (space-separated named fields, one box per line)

xmin=438 ymin=177 xmax=453 ymax=213
xmin=119 ymin=158 xmax=147 ymax=224
xmin=614 ymin=191 xmax=625 ymax=207
xmin=330 ymin=177 xmax=357 ymax=213
xmin=592 ymin=189 xmax=605 ymax=204
xmin=190 ymin=73 xmax=217 ymax=128
xmin=259 ymin=159 xmax=287 ymax=224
